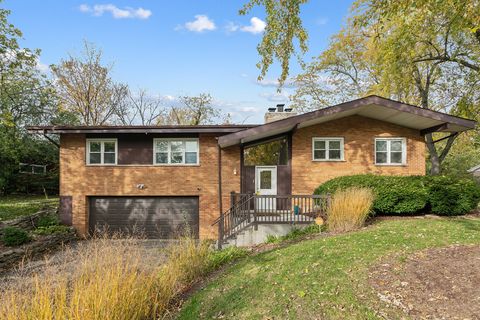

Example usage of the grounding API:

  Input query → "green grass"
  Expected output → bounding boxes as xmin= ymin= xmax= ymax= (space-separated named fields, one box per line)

xmin=0 ymin=195 xmax=58 ymax=222
xmin=178 ymin=217 xmax=480 ymax=319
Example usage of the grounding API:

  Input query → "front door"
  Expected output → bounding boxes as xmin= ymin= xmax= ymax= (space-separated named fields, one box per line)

xmin=255 ymin=166 xmax=277 ymax=211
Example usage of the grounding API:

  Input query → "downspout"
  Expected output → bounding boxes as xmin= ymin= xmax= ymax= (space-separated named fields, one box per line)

xmin=217 ymin=141 xmax=223 ymax=249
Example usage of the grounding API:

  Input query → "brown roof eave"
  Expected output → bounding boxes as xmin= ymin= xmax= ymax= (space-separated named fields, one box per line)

xmin=218 ymin=95 xmax=477 ymax=148
xmin=27 ymin=125 xmax=259 ymax=134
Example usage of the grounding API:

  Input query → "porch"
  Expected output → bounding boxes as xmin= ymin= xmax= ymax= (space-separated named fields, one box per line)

xmin=214 ymin=193 xmax=330 ymax=248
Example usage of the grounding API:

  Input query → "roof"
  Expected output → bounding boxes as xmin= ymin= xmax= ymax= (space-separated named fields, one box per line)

xmin=218 ymin=95 xmax=477 ymax=148
xmin=27 ymin=124 xmax=258 ymax=134
xmin=468 ymin=164 xmax=480 ymax=173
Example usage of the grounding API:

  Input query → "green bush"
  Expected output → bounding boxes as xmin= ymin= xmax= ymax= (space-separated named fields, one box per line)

xmin=33 ymin=225 xmax=71 ymax=235
xmin=314 ymin=174 xmax=480 ymax=216
xmin=37 ymin=214 xmax=60 ymax=228
xmin=315 ymin=175 xmax=428 ymax=215
xmin=426 ymin=176 xmax=480 ymax=216
xmin=2 ymin=227 xmax=31 ymax=246
xmin=207 ymin=246 xmax=248 ymax=271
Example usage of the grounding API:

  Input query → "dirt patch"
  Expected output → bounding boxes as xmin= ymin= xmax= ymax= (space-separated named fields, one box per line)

xmin=369 ymin=245 xmax=480 ymax=319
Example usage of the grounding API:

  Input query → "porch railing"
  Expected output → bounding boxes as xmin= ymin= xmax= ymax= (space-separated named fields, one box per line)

xmin=214 ymin=193 xmax=330 ymax=249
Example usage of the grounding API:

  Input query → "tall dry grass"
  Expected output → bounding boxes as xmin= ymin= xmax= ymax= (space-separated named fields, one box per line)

xmin=0 ymin=234 xmax=213 ymax=320
xmin=327 ymin=187 xmax=374 ymax=232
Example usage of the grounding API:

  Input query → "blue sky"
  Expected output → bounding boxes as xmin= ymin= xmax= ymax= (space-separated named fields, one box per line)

xmin=4 ymin=0 xmax=353 ymax=123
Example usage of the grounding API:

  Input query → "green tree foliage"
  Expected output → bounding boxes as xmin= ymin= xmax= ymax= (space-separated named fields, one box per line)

xmin=0 ymin=4 xmax=71 ymax=194
xmin=290 ymin=0 xmax=480 ymax=175
xmin=240 ymin=0 xmax=308 ymax=86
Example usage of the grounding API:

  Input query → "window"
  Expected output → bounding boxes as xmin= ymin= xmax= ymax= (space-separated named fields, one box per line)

xmin=312 ymin=138 xmax=344 ymax=161
xmin=154 ymin=138 xmax=199 ymax=165
xmin=375 ymin=138 xmax=406 ymax=165
xmin=86 ymin=139 xmax=117 ymax=165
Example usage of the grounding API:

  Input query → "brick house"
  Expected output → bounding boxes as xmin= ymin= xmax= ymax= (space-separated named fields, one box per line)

xmin=28 ymin=96 xmax=476 ymax=243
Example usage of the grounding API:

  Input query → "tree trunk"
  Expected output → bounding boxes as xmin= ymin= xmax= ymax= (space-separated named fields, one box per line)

xmin=425 ymin=133 xmax=441 ymax=175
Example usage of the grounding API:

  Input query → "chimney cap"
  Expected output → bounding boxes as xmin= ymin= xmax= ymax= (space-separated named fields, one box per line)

xmin=284 ymin=107 xmax=293 ymax=112
xmin=268 ymin=107 xmax=276 ymax=112
xmin=276 ymin=104 xmax=285 ymax=112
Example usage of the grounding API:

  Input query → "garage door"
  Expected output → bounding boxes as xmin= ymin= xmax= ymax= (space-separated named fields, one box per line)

xmin=89 ymin=197 xmax=199 ymax=238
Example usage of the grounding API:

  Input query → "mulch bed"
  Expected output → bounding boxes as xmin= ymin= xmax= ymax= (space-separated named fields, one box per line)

xmin=369 ymin=245 xmax=480 ymax=319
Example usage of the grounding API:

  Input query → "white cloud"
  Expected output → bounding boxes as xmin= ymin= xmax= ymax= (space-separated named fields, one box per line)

xmin=256 ymin=77 xmax=297 ymax=89
xmin=36 ymin=60 xmax=49 ymax=73
xmin=79 ymin=4 xmax=152 ymax=20
xmin=240 ymin=17 xmax=266 ymax=34
xmin=180 ymin=15 xmax=216 ymax=32
xmin=260 ymin=91 xmax=290 ymax=103
xmin=225 ymin=21 xmax=239 ymax=33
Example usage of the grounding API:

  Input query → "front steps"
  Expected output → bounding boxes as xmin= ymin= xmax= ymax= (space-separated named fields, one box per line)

xmin=222 ymin=223 xmax=310 ymax=247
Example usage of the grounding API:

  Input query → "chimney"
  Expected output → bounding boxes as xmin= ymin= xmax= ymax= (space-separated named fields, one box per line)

xmin=264 ymin=104 xmax=297 ymax=123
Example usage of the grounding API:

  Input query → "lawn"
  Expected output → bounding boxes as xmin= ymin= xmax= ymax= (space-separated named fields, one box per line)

xmin=178 ymin=217 xmax=480 ymax=319
xmin=0 ymin=195 xmax=58 ymax=221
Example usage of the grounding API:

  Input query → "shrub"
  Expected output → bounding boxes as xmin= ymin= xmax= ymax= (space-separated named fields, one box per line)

xmin=326 ymin=187 xmax=374 ymax=232
xmin=33 ymin=225 xmax=71 ymax=235
xmin=315 ymin=175 xmax=428 ymax=215
xmin=2 ymin=227 xmax=31 ymax=246
xmin=207 ymin=246 xmax=248 ymax=271
xmin=426 ymin=176 xmax=480 ymax=216
xmin=36 ymin=213 xmax=60 ymax=228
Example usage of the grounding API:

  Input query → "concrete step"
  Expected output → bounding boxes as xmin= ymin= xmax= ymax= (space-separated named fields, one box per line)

xmin=222 ymin=223 xmax=311 ymax=247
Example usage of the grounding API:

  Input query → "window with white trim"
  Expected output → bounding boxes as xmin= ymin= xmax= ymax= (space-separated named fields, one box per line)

xmin=87 ymin=139 xmax=117 ymax=165
xmin=312 ymin=138 xmax=344 ymax=161
xmin=154 ymin=138 xmax=199 ymax=165
xmin=375 ymin=138 xmax=406 ymax=165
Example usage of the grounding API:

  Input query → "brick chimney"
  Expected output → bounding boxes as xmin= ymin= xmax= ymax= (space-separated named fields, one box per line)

xmin=264 ymin=104 xmax=297 ymax=123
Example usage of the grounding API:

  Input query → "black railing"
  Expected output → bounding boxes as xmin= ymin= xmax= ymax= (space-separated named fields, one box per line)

xmin=215 ymin=193 xmax=330 ymax=249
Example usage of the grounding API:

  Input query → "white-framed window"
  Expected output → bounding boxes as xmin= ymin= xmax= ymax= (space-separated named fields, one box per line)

xmin=86 ymin=139 xmax=117 ymax=165
xmin=375 ymin=138 xmax=407 ymax=165
xmin=312 ymin=137 xmax=344 ymax=161
xmin=154 ymin=138 xmax=199 ymax=165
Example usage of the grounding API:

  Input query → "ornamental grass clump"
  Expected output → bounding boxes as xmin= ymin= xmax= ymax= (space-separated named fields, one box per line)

xmin=0 ymin=233 xmax=223 ymax=320
xmin=327 ymin=187 xmax=374 ymax=232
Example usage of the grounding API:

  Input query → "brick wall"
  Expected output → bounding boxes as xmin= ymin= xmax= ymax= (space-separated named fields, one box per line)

xmin=291 ymin=115 xmax=426 ymax=194
xmin=59 ymin=133 xmax=241 ymax=239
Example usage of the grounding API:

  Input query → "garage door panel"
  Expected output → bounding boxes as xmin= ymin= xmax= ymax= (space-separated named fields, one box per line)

xmin=89 ymin=196 xmax=199 ymax=238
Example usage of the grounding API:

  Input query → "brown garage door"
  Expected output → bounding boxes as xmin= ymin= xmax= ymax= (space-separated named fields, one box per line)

xmin=89 ymin=196 xmax=199 ymax=238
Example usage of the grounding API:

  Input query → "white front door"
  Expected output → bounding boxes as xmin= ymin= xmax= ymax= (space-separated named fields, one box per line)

xmin=255 ymin=166 xmax=277 ymax=211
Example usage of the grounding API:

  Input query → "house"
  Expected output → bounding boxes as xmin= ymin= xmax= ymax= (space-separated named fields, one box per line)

xmin=28 ymin=95 xmax=476 ymax=245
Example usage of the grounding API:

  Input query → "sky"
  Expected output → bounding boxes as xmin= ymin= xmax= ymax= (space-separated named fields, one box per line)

xmin=4 ymin=0 xmax=354 ymax=124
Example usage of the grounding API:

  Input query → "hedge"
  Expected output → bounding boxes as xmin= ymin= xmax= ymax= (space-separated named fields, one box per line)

xmin=314 ymin=174 xmax=480 ymax=216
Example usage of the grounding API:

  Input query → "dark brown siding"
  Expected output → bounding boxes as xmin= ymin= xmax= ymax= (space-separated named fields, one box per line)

xmin=89 ymin=196 xmax=199 ymax=238
xmin=59 ymin=196 xmax=72 ymax=225
xmin=86 ymin=133 xmax=199 ymax=165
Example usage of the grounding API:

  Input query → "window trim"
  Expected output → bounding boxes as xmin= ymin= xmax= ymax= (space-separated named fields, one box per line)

xmin=374 ymin=137 xmax=407 ymax=166
xmin=86 ymin=139 xmax=118 ymax=166
xmin=312 ymin=137 xmax=345 ymax=162
xmin=153 ymin=138 xmax=200 ymax=166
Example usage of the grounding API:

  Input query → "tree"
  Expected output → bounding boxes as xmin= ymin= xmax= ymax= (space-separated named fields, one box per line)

xmin=0 ymin=4 xmax=64 ymax=194
xmin=159 ymin=93 xmax=227 ymax=125
xmin=240 ymin=0 xmax=308 ymax=86
xmin=115 ymin=89 xmax=166 ymax=125
xmin=290 ymin=0 xmax=480 ymax=174
xmin=51 ymin=41 xmax=128 ymax=125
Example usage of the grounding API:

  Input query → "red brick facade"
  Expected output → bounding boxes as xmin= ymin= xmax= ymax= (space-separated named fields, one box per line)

xmin=60 ymin=115 xmax=426 ymax=239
